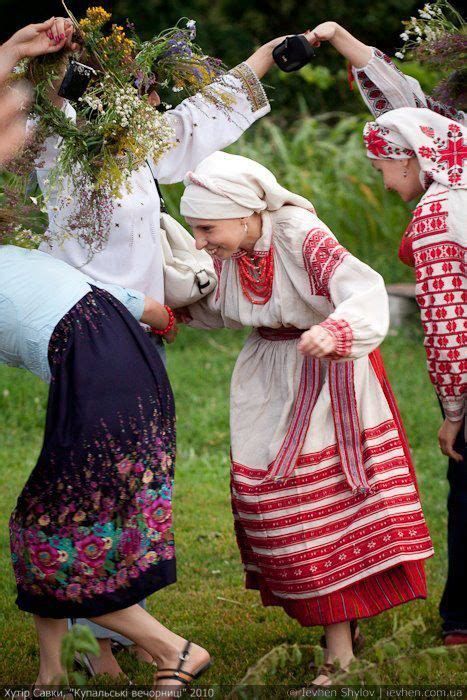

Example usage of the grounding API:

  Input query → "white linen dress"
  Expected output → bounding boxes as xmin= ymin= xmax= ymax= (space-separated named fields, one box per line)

xmin=188 ymin=204 xmax=434 ymax=625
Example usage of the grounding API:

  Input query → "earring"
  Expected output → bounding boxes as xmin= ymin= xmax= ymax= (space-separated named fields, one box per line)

xmin=403 ymin=167 xmax=408 ymax=178
xmin=243 ymin=222 xmax=248 ymax=234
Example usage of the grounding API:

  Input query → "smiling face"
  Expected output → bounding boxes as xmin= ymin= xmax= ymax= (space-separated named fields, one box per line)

xmin=371 ymin=157 xmax=425 ymax=202
xmin=185 ymin=214 xmax=262 ymax=260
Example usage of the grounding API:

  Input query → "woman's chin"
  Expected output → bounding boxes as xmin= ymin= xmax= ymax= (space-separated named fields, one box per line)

xmin=216 ymin=250 xmax=234 ymax=260
xmin=397 ymin=189 xmax=412 ymax=203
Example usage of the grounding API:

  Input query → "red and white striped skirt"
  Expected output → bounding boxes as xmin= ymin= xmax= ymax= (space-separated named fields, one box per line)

xmin=230 ymin=329 xmax=433 ymax=626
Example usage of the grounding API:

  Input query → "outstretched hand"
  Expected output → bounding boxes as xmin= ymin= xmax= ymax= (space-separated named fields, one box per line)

xmin=306 ymin=21 xmax=372 ymax=68
xmin=1 ymin=17 xmax=77 ymax=63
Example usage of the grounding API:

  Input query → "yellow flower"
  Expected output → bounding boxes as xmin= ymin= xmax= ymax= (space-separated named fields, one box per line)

xmin=143 ymin=469 xmax=153 ymax=484
xmin=58 ymin=550 xmax=69 ymax=563
xmin=79 ymin=18 xmax=92 ymax=31
xmin=79 ymin=7 xmax=111 ymax=33
xmin=38 ymin=514 xmax=50 ymax=526
xmin=87 ymin=6 xmax=111 ymax=26
xmin=103 ymin=537 xmax=113 ymax=550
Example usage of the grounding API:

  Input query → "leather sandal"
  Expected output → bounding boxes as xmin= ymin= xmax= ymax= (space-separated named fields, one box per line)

xmin=311 ymin=662 xmax=337 ymax=686
xmin=156 ymin=641 xmax=212 ymax=690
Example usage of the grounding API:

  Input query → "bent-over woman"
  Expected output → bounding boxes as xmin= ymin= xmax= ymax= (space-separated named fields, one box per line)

xmin=177 ymin=151 xmax=434 ymax=685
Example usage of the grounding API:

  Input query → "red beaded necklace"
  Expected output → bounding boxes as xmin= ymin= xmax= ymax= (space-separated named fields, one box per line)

xmin=235 ymin=246 xmax=275 ymax=305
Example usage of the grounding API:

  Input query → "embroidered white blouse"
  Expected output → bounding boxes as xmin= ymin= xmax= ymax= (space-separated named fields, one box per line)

xmin=36 ymin=64 xmax=269 ymax=302
xmin=185 ymin=205 xmax=391 ymax=463
xmin=186 ymin=205 xmax=389 ymax=351
xmin=184 ymin=206 xmax=434 ymax=601
xmin=352 ymin=47 xmax=465 ymax=125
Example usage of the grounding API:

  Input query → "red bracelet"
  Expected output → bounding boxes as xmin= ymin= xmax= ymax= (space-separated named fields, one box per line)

xmin=151 ymin=305 xmax=175 ymax=336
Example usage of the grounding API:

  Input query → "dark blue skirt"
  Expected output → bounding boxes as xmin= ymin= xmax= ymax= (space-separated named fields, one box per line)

xmin=9 ymin=287 xmax=176 ymax=618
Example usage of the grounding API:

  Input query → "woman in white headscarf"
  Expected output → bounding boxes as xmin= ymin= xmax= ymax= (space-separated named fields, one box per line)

xmin=178 ymin=150 xmax=434 ymax=684
xmin=362 ymin=106 xmax=466 ymax=646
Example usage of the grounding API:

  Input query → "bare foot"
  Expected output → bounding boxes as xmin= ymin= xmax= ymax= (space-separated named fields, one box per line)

xmin=87 ymin=638 xmax=125 ymax=678
xmin=154 ymin=640 xmax=211 ymax=691
xmin=128 ymin=643 xmax=155 ymax=664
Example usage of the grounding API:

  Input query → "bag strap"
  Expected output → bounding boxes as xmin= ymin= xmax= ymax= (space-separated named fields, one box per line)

xmin=146 ymin=159 xmax=168 ymax=214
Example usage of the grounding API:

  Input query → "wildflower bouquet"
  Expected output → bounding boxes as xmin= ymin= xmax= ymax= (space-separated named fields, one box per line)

xmin=396 ymin=1 xmax=466 ymax=108
xmin=5 ymin=5 xmax=231 ymax=252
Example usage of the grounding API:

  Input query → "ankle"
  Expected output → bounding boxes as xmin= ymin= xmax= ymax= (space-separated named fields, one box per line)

xmin=36 ymin=670 xmax=65 ymax=686
xmin=326 ymin=650 xmax=354 ymax=670
xmin=152 ymin=638 xmax=184 ymax=668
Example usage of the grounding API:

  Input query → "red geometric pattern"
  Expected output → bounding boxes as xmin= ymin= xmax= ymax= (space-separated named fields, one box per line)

xmin=354 ymin=49 xmax=417 ymax=117
xmin=405 ymin=190 xmax=466 ymax=420
xmin=425 ymin=95 xmax=463 ymax=123
xmin=354 ymin=48 xmax=463 ymax=123
xmin=319 ymin=318 xmax=353 ymax=356
xmin=231 ymin=415 xmax=433 ymax=598
xmin=246 ymin=560 xmax=427 ymax=626
xmin=363 ymin=124 xmax=414 ymax=158
xmin=354 ymin=71 xmax=391 ymax=117
xmin=417 ymin=122 xmax=466 ymax=186
xmin=302 ymin=228 xmax=349 ymax=301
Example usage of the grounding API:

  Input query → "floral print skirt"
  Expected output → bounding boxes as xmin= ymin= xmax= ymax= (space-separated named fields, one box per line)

xmin=9 ymin=287 xmax=176 ymax=618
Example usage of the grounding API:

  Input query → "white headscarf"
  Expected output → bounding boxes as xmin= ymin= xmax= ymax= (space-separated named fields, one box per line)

xmin=180 ymin=151 xmax=315 ymax=220
xmin=363 ymin=107 xmax=467 ymax=189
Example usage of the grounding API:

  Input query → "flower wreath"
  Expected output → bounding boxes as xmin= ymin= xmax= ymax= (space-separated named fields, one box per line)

xmin=4 ymin=5 xmax=237 ymax=253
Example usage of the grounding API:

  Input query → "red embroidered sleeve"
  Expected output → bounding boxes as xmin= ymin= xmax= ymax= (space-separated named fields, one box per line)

xmin=302 ymin=228 xmax=349 ymax=301
xmin=411 ymin=193 xmax=466 ymax=421
xmin=319 ymin=318 xmax=353 ymax=357
xmin=353 ymin=48 xmax=463 ymax=122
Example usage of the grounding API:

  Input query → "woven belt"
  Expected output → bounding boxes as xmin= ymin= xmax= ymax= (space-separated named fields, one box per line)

xmin=258 ymin=326 xmax=304 ymax=341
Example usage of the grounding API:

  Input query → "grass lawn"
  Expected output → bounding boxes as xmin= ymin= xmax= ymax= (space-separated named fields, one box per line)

xmin=0 ymin=322 xmax=465 ymax=688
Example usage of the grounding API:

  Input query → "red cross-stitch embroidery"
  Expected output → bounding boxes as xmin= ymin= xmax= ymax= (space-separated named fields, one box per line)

xmin=409 ymin=191 xmax=466 ymax=420
xmin=302 ymin=229 xmax=349 ymax=301
xmin=417 ymin=122 xmax=466 ymax=186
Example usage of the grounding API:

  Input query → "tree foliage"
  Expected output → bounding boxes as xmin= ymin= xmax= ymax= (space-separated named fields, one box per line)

xmin=0 ymin=0 xmax=428 ymax=113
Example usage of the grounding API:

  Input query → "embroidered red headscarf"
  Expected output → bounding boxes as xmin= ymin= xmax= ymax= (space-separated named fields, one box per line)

xmin=363 ymin=107 xmax=467 ymax=189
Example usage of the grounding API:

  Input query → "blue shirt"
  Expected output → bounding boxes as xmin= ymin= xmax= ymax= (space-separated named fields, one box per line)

xmin=0 ymin=245 xmax=146 ymax=383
